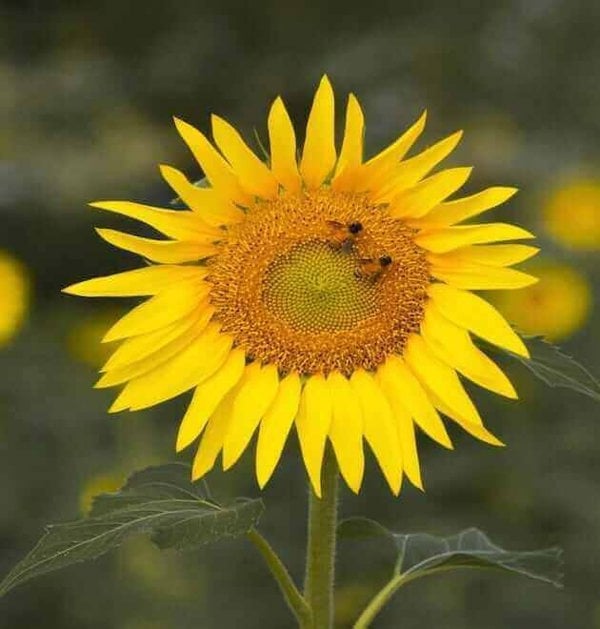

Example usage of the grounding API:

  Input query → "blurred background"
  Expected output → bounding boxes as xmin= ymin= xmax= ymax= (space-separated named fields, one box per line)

xmin=1 ymin=1 xmax=599 ymax=627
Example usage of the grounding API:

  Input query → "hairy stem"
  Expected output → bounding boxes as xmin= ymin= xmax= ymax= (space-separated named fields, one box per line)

xmin=303 ymin=451 xmax=339 ymax=628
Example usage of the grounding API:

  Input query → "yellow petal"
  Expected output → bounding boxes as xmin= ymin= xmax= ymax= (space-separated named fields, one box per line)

xmin=63 ymin=265 xmax=204 ymax=297
xmin=327 ymin=371 xmax=364 ymax=494
xmin=176 ymin=349 xmax=246 ymax=452
xmin=420 ymin=304 xmax=517 ymax=399
xmin=426 ymin=388 xmax=504 ymax=446
xmin=192 ymin=386 xmax=237 ymax=480
xmin=102 ymin=280 xmax=209 ymax=342
xmin=428 ymin=244 xmax=539 ymax=268
xmin=256 ymin=371 xmax=302 ymax=488
xmin=300 ymin=76 xmax=336 ymax=189
xmin=375 ymin=130 xmax=463 ymax=202
xmin=332 ymin=94 xmax=365 ymax=190
xmin=96 ymin=229 xmax=217 ymax=264
xmin=89 ymin=201 xmax=215 ymax=241
xmin=404 ymin=334 xmax=484 ymax=427
xmin=419 ymin=186 xmax=518 ymax=228
xmin=102 ymin=312 xmax=199 ymax=372
xmin=97 ymin=308 xmax=213 ymax=388
xmin=428 ymin=283 xmax=529 ymax=357
xmin=173 ymin=117 xmax=251 ymax=206
xmin=159 ymin=165 xmax=244 ymax=225
xmin=357 ymin=111 xmax=427 ymax=191
xmin=295 ymin=375 xmax=332 ymax=497
xmin=416 ymin=223 xmax=534 ymax=253
xmin=375 ymin=367 xmax=423 ymax=490
xmin=211 ymin=115 xmax=278 ymax=198
xmin=110 ymin=324 xmax=232 ymax=412
xmin=377 ymin=355 xmax=452 ymax=449
xmin=389 ymin=167 xmax=473 ymax=219
xmin=430 ymin=263 xmax=538 ymax=290
xmin=267 ymin=97 xmax=301 ymax=194
xmin=222 ymin=362 xmax=280 ymax=470
xmin=350 ymin=369 xmax=402 ymax=495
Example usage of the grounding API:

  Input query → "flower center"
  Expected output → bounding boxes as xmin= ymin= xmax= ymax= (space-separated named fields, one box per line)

xmin=207 ymin=190 xmax=430 ymax=375
xmin=262 ymin=241 xmax=378 ymax=334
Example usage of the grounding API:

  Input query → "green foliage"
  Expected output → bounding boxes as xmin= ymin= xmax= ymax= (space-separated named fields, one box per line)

xmin=339 ymin=517 xmax=563 ymax=587
xmin=0 ymin=464 xmax=264 ymax=597
xmin=513 ymin=336 xmax=600 ymax=403
xmin=486 ymin=335 xmax=600 ymax=403
xmin=252 ymin=128 xmax=271 ymax=162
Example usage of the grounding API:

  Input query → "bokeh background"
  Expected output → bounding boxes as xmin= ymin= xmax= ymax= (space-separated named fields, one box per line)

xmin=2 ymin=1 xmax=600 ymax=627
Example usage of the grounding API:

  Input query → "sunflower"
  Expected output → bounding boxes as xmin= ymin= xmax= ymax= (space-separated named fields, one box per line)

xmin=79 ymin=470 xmax=125 ymax=515
xmin=64 ymin=76 xmax=539 ymax=496
xmin=0 ymin=250 xmax=29 ymax=348
xmin=542 ymin=177 xmax=600 ymax=250
xmin=66 ymin=307 xmax=125 ymax=367
xmin=493 ymin=260 xmax=591 ymax=342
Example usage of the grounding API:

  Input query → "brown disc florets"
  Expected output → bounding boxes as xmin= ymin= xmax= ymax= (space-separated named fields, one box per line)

xmin=207 ymin=190 xmax=430 ymax=375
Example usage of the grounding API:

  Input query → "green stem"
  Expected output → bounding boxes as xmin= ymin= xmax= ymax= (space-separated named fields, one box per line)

xmin=304 ymin=451 xmax=339 ymax=629
xmin=353 ymin=567 xmax=454 ymax=628
xmin=248 ymin=529 xmax=313 ymax=627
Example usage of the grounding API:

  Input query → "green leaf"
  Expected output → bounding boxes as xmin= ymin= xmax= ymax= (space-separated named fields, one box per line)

xmin=339 ymin=517 xmax=563 ymax=587
xmin=509 ymin=335 xmax=600 ymax=403
xmin=253 ymin=127 xmax=271 ymax=163
xmin=0 ymin=463 xmax=264 ymax=597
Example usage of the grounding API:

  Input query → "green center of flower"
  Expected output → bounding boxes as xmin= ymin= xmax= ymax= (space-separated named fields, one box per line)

xmin=262 ymin=241 xmax=378 ymax=334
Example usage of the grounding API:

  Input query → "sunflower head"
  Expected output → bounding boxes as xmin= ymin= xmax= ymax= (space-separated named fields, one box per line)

xmin=493 ymin=260 xmax=591 ymax=342
xmin=542 ymin=177 xmax=600 ymax=250
xmin=65 ymin=76 xmax=539 ymax=496
xmin=0 ymin=250 xmax=29 ymax=348
xmin=208 ymin=188 xmax=430 ymax=376
xmin=79 ymin=471 xmax=125 ymax=515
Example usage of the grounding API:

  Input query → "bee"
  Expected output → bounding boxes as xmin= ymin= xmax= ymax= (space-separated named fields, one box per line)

xmin=325 ymin=220 xmax=363 ymax=250
xmin=354 ymin=255 xmax=393 ymax=281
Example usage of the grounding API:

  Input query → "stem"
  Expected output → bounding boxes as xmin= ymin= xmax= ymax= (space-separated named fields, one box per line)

xmin=353 ymin=567 xmax=454 ymax=628
xmin=247 ymin=529 xmax=312 ymax=627
xmin=304 ymin=450 xmax=339 ymax=629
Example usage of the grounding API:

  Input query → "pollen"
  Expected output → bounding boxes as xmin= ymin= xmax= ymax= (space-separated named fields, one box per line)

xmin=207 ymin=190 xmax=430 ymax=375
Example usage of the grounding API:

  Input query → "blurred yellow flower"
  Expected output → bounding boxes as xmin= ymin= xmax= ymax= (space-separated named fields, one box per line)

xmin=79 ymin=471 xmax=125 ymax=515
xmin=334 ymin=582 xmax=376 ymax=627
xmin=0 ymin=250 xmax=29 ymax=348
xmin=593 ymin=601 xmax=600 ymax=629
xmin=493 ymin=261 xmax=592 ymax=341
xmin=66 ymin=309 xmax=123 ymax=367
xmin=543 ymin=178 xmax=600 ymax=250
xmin=120 ymin=537 xmax=197 ymax=599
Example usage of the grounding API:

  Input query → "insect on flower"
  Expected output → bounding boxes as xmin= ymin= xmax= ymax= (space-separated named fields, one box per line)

xmin=325 ymin=220 xmax=364 ymax=250
xmin=354 ymin=255 xmax=393 ymax=281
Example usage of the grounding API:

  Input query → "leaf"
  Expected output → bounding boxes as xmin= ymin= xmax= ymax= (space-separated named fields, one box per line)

xmin=509 ymin=335 xmax=600 ymax=403
xmin=338 ymin=517 xmax=563 ymax=588
xmin=0 ymin=463 xmax=264 ymax=597
xmin=253 ymin=127 xmax=271 ymax=163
